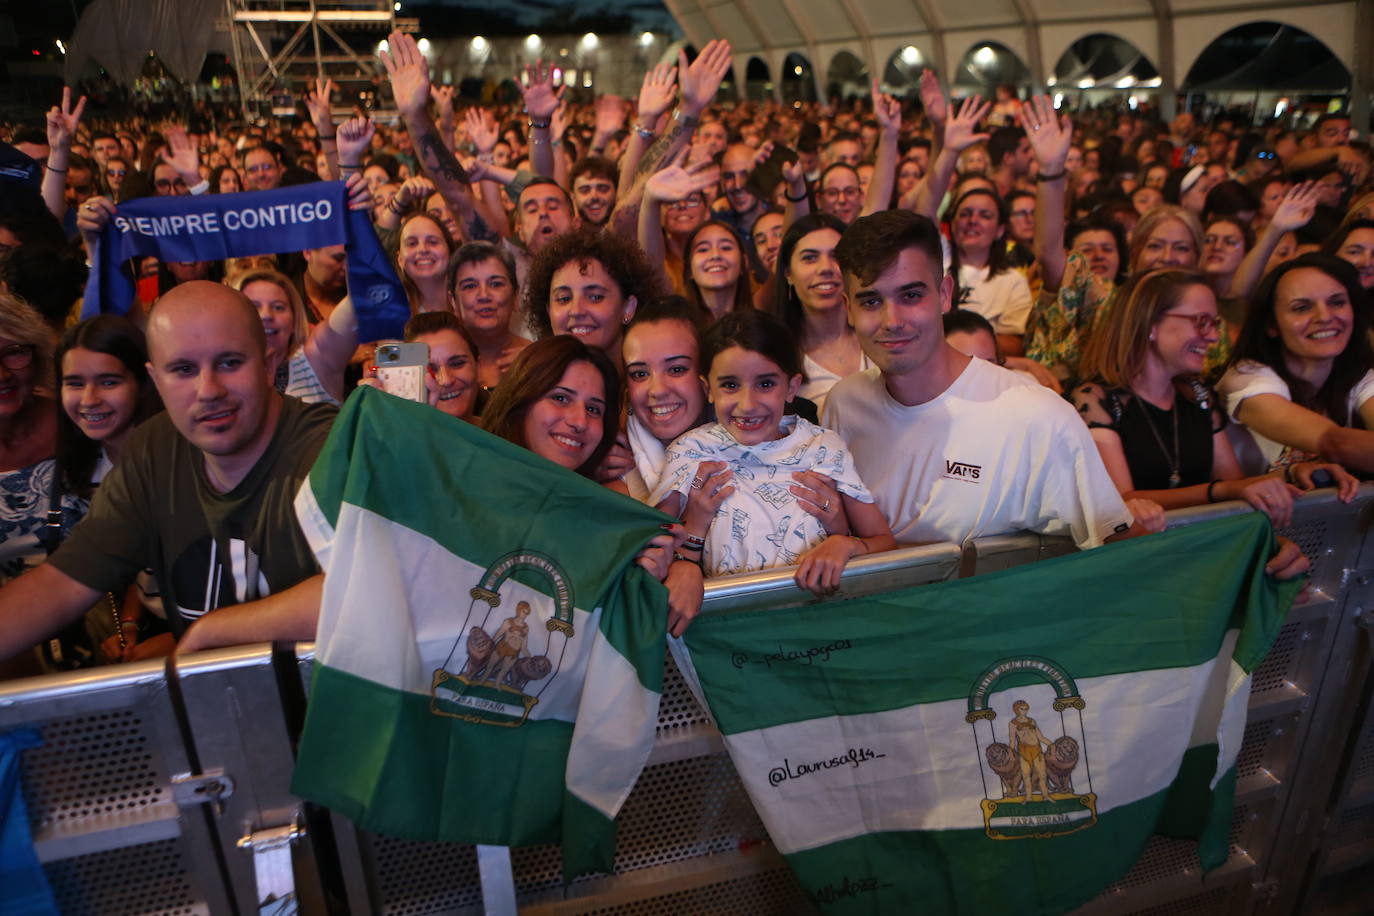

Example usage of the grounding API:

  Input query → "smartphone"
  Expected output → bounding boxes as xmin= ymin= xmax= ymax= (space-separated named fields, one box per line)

xmin=374 ymin=341 xmax=429 ymax=403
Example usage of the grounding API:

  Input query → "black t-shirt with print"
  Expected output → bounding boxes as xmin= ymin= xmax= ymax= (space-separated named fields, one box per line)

xmin=49 ymin=396 xmax=335 ymax=633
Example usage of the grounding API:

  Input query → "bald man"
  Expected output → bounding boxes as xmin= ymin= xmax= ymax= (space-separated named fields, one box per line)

xmin=0 ymin=282 xmax=334 ymax=662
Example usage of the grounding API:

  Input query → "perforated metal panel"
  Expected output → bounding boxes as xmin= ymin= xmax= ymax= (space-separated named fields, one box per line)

xmin=576 ymin=866 xmax=813 ymax=915
xmin=43 ymin=837 xmax=206 ymax=916
xmin=1275 ymin=519 xmax=1332 ymax=587
xmin=520 ymin=753 xmax=767 ymax=905
xmin=22 ymin=708 xmax=171 ymax=832
xmin=1119 ymin=886 xmax=1233 ymax=916
xmin=1329 ymin=800 xmax=1374 ymax=852
xmin=366 ymin=835 xmax=481 ymax=915
xmin=1248 ymin=619 xmax=1315 ymax=701
xmin=658 ymin=651 xmax=713 ymax=736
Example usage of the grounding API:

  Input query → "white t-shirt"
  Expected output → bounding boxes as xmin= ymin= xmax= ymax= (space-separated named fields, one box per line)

xmin=649 ymin=417 xmax=873 ymax=577
xmin=956 ymin=264 xmax=1032 ymax=336
xmin=1217 ymin=360 xmax=1374 ymax=471
xmin=799 ymin=351 xmax=874 ymax=416
xmin=822 ymin=358 xmax=1132 ymax=549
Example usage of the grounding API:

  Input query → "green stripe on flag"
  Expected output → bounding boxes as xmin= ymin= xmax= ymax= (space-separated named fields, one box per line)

xmin=293 ymin=663 xmax=574 ymax=846
xmin=305 ymin=387 xmax=671 ymax=595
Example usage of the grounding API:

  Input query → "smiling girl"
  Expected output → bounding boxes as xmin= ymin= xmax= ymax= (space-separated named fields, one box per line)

xmin=772 ymin=214 xmax=871 ymax=412
xmin=649 ymin=310 xmax=894 ymax=594
xmin=1219 ymin=254 xmax=1374 ymax=475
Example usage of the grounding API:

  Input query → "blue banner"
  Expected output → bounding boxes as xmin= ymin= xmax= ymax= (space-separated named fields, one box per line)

xmin=83 ymin=182 xmax=409 ymax=343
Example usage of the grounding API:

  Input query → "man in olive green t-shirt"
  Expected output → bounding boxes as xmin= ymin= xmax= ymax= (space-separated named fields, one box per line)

xmin=0 ymin=281 xmax=333 ymax=661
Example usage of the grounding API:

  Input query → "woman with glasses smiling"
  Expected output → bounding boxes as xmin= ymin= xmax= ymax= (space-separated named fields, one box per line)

xmin=1071 ymin=268 xmax=1354 ymax=522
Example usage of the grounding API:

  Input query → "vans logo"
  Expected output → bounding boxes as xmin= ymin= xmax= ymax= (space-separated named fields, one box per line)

xmin=944 ymin=460 xmax=982 ymax=482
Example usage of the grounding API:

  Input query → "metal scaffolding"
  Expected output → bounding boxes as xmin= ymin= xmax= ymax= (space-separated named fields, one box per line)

xmin=217 ymin=0 xmax=418 ymax=120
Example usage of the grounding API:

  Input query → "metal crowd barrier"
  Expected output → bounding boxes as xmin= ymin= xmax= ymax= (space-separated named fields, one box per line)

xmin=0 ymin=488 xmax=1370 ymax=915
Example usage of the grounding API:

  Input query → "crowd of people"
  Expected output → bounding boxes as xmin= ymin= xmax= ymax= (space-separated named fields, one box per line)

xmin=4 ymin=28 xmax=1370 ymax=674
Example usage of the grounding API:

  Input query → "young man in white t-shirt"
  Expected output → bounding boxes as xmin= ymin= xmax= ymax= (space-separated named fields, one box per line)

xmin=821 ymin=210 xmax=1306 ymax=583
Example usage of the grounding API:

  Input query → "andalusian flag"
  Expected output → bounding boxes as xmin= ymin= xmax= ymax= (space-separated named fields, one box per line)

xmin=291 ymin=388 xmax=669 ymax=879
xmin=676 ymin=512 xmax=1298 ymax=914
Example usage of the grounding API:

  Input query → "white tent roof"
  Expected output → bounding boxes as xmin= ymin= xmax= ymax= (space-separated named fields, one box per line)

xmin=65 ymin=0 xmax=231 ymax=86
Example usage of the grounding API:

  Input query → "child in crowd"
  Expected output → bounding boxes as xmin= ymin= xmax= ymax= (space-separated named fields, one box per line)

xmin=650 ymin=310 xmax=895 ymax=594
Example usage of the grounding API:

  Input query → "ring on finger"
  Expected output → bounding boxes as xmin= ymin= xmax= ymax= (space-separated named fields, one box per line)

xmin=690 ymin=477 xmax=704 ymax=490
xmin=822 ymin=498 xmax=830 ymax=511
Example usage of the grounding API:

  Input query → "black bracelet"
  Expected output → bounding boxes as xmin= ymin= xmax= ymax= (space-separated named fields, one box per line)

xmin=46 ymin=164 xmax=67 ymax=174
xmin=339 ymin=163 xmax=361 ymax=170
xmin=1206 ymin=480 xmax=1220 ymax=503
xmin=1035 ymin=169 xmax=1066 ymax=182
xmin=785 ymin=188 xmax=808 ymax=202
xmin=319 ymin=134 xmax=337 ymax=141
xmin=672 ymin=551 xmax=703 ymax=567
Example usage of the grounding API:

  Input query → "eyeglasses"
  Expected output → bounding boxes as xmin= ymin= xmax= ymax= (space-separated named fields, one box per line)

xmin=1010 ymin=208 xmax=1034 ymax=220
xmin=822 ymin=187 xmax=862 ymax=200
xmin=245 ymin=163 xmax=278 ymax=174
xmin=1161 ymin=312 xmax=1224 ymax=334
xmin=154 ymin=177 xmax=187 ymax=191
xmin=0 ymin=345 xmax=34 ymax=371
xmin=1203 ymin=234 xmax=1243 ymax=249
xmin=1254 ymin=151 xmax=1276 ymax=160
xmin=107 ymin=168 xmax=126 ymax=178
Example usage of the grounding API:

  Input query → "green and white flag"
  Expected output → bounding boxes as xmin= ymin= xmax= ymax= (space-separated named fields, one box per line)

xmin=677 ymin=512 xmax=1299 ymax=914
xmin=291 ymin=388 xmax=670 ymax=879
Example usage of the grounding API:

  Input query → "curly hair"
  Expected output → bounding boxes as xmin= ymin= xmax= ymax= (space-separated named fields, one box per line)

xmin=522 ymin=226 xmax=661 ymax=339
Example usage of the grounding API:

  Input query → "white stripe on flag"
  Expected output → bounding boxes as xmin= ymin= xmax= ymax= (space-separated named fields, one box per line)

xmin=566 ymin=629 xmax=662 ymax=818
xmin=713 ymin=636 xmax=1241 ymax=855
xmin=304 ymin=501 xmax=595 ymax=724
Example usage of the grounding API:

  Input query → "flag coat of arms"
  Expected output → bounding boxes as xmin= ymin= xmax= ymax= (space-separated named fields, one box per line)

xmin=675 ymin=512 xmax=1298 ymax=914
xmin=291 ymin=388 xmax=670 ymax=878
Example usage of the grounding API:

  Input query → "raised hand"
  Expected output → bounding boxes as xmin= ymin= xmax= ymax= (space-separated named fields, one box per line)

xmin=679 ymin=39 xmax=733 ymax=117
xmin=520 ymin=60 xmax=563 ymax=120
xmin=45 ymin=86 xmax=87 ymax=150
xmin=430 ymin=84 xmax=456 ymax=122
xmin=943 ymin=94 xmax=991 ymax=153
xmin=780 ymin=156 xmax=806 ymax=190
xmin=1269 ymin=181 xmax=1321 ymax=233
xmin=753 ymin=140 xmax=776 ymax=167
xmin=872 ymin=79 xmax=901 ymax=133
xmin=160 ymin=127 xmax=201 ymax=180
xmin=645 ymin=151 xmax=718 ymax=203
xmin=336 ymin=114 xmax=375 ymax=165
xmin=464 ymin=106 xmax=498 ymax=155
xmin=305 ymin=77 xmax=337 ymax=137
xmin=637 ymin=60 xmax=678 ymax=123
xmin=551 ymin=99 xmax=569 ymax=141
xmin=380 ymin=30 xmax=431 ymax=115
xmin=594 ymin=94 xmax=625 ymax=136
xmin=1019 ymin=94 xmax=1072 ymax=170
xmin=918 ymin=69 xmax=947 ymax=126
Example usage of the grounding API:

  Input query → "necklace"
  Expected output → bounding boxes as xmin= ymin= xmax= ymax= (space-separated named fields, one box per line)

xmin=1134 ymin=392 xmax=1181 ymax=488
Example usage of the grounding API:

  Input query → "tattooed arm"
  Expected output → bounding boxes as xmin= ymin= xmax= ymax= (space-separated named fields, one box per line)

xmin=631 ymin=39 xmax=732 ymax=185
xmin=382 ymin=30 xmax=499 ymax=243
